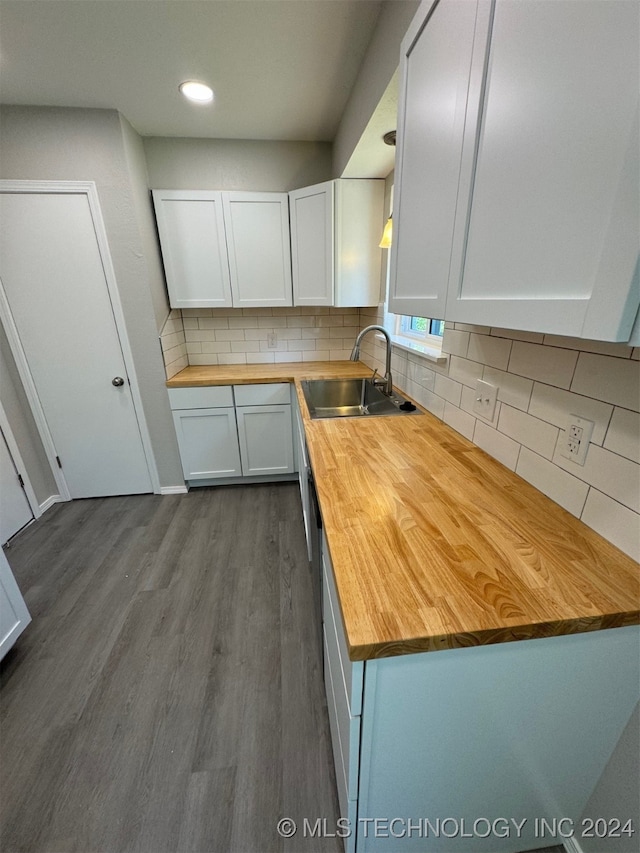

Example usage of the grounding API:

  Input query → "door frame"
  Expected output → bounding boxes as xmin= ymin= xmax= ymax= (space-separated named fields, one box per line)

xmin=0 ymin=399 xmax=40 ymax=519
xmin=0 ymin=180 xmax=160 ymax=498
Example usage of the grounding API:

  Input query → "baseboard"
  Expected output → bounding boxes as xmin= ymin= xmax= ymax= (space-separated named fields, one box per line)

xmin=563 ymin=836 xmax=584 ymax=853
xmin=159 ymin=485 xmax=188 ymax=495
xmin=38 ymin=494 xmax=63 ymax=514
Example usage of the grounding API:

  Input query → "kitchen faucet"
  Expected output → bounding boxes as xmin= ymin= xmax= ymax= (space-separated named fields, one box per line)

xmin=350 ymin=325 xmax=393 ymax=396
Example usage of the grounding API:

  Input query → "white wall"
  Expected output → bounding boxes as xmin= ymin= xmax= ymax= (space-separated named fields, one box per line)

xmin=143 ymin=137 xmax=332 ymax=192
xmin=0 ymin=105 xmax=184 ymax=490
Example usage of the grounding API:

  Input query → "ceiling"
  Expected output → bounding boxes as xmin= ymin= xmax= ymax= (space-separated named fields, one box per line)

xmin=0 ymin=0 xmax=386 ymax=142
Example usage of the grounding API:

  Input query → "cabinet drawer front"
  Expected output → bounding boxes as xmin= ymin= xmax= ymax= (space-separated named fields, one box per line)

xmin=322 ymin=534 xmax=363 ymax=717
xmin=168 ymin=386 xmax=233 ymax=410
xmin=233 ymin=383 xmax=291 ymax=406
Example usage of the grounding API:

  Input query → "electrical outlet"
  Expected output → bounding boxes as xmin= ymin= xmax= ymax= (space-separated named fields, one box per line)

xmin=473 ymin=380 xmax=498 ymax=420
xmin=267 ymin=332 xmax=277 ymax=349
xmin=559 ymin=414 xmax=594 ymax=466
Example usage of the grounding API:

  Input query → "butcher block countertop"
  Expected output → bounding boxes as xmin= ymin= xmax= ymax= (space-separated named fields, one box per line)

xmin=167 ymin=362 xmax=640 ymax=660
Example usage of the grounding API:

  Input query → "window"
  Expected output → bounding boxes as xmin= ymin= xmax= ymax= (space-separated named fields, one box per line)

xmin=397 ymin=315 xmax=444 ymax=341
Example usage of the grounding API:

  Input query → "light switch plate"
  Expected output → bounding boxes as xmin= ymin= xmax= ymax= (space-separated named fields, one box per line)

xmin=473 ymin=380 xmax=498 ymax=420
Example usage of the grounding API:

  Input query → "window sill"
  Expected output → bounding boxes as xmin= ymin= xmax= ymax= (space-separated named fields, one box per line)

xmin=376 ymin=333 xmax=448 ymax=364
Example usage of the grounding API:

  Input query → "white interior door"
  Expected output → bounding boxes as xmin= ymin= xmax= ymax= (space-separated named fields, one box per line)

xmin=0 ymin=428 xmax=33 ymax=544
xmin=0 ymin=189 xmax=153 ymax=498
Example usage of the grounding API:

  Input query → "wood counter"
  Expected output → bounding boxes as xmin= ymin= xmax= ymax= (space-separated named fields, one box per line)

xmin=167 ymin=363 xmax=640 ymax=660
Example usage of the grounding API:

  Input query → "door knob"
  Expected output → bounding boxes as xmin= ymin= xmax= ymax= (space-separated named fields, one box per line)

xmin=112 ymin=376 xmax=125 ymax=387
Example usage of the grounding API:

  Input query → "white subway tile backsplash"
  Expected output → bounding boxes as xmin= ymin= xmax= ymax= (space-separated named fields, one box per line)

xmin=200 ymin=341 xmax=231 ymax=353
xmin=473 ymin=421 xmax=520 ymax=470
xmin=181 ymin=308 xmax=212 ymax=317
xmin=441 ymin=328 xmax=469 ymax=357
xmin=528 ymin=383 xmax=613 ymax=445
xmin=276 ymin=351 xmax=302 ymax=362
xmin=231 ymin=340 xmax=260 ymax=352
xmin=467 ymin=333 xmax=511 ymax=370
xmin=188 ymin=353 xmax=218 ymax=365
xmin=553 ymin=441 xmax=640 ymax=513
xmin=498 ymin=405 xmax=559 ymax=460
xmin=228 ymin=316 xmax=258 ymax=329
xmin=603 ymin=408 xmax=640 ymax=464
xmin=303 ymin=350 xmax=329 ymax=361
xmin=417 ymin=388 xmax=446 ymax=420
xmin=214 ymin=329 xmax=245 ymax=342
xmin=198 ymin=318 xmax=229 ymax=329
xmin=443 ymin=402 xmax=475 ymax=441
xmin=508 ymin=341 xmax=578 ymax=389
xmin=448 ymin=355 xmax=484 ymax=388
xmin=258 ymin=316 xmax=287 ymax=328
xmin=217 ymin=353 xmax=247 ymax=365
xmin=248 ymin=352 xmax=276 ymax=364
xmin=243 ymin=328 xmax=270 ymax=341
xmin=277 ymin=327 xmax=303 ymax=340
xmin=516 ymin=447 xmax=589 ymax=517
xmin=165 ymin=355 xmax=188 ymax=379
xmin=571 ymin=353 xmax=640 ymax=412
xmin=290 ymin=339 xmax=316 ymax=351
xmin=182 ymin=318 xmax=198 ymax=330
xmin=434 ymin=374 xmax=462 ymax=406
xmin=581 ymin=490 xmax=640 ymax=562
xmin=185 ymin=341 xmax=202 ymax=354
xmin=329 ymin=350 xmax=352 ymax=361
xmin=482 ymin=367 xmax=533 ymax=412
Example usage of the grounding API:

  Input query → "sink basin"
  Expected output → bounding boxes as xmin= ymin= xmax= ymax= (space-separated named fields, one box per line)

xmin=301 ymin=378 xmax=422 ymax=419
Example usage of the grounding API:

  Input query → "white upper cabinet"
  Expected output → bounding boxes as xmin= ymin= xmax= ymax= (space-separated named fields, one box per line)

xmin=289 ymin=179 xmax=384 ymax=307
xmin=391 ymin=0 xmax=640 ymax=342
xmin=152 ymin=190 xmax=293 ymax=309
xmin=389 ymin=0 xmax=479 ymax=319
xmin=222 ymin=192 xmax=292 ymax=308
xmin=152 ymin=190 xmax=232 ymax=309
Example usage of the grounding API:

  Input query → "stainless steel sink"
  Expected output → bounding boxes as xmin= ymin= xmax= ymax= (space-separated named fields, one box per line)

xmin=301 ymin=378 xmax=422 ymax=419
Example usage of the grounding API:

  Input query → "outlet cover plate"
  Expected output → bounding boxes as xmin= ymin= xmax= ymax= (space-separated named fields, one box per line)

xmin=473 ymin=380 xmax=498 ymax=420
xmin=558 ymin=414 xmax=594 ymax=466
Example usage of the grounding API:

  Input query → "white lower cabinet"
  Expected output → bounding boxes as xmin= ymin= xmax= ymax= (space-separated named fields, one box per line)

xmin=236 ymin=405 xmax=294 ymax=476
xmin=168 ymin=383 xmax=295 ymax=484
xmin=0 ymin=548 xmax=31 ymax=660
xmin=320 ymin=535 xmax=640 ymax=852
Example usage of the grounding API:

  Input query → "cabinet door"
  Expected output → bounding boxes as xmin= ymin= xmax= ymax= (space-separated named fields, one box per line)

xmin=222 ymin=192 xmax=293 ymax=308
xmin=389 ymin=0 xmax=481 ymax=319
xmin=0 ymin=549 xmax=31 ymax=661
xmin=236 ymin=405 xmax=294 ymax=476
xmin=172 ymin=407 xmax=241 ymax=479
xmin=289 ymin=181 xmax=334 ymax=306
xmin=447 ymin=0 xmax=640 ymax=340
xmin=334 ymin=180 xmax=384 ymax=308
xmin=152 ymin=190 xmax=233 ymax=309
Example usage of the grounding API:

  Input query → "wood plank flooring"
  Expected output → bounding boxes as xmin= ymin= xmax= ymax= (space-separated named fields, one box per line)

xmin=1 ymin=483 xmax=566 ymax=853
xmin=1 ymin=484 xmax=342 ymax=853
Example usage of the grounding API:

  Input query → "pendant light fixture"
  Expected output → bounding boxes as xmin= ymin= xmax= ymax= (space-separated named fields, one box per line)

xmin=379 ymin=130 xmax=396 ymax=248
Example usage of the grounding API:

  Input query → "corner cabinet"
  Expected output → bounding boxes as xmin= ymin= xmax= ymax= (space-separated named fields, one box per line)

xmin=320 ymin=537 xmax=640 ymax=853
xmin=168 ymin=384 xmax=295 ymax=486
xmin=0 ymin=548 xmax=31 ymax=660
xmin=289 ymin=179 xmax=384 ymax=307
xmin=390 ymin=0 xmax=640 ymax=342
xmin=152 ymin=190 xmax=293 ymax=309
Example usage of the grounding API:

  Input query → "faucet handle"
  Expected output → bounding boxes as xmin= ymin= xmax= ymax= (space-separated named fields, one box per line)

xmin=370 ymin=367 xmax=379 ymax=382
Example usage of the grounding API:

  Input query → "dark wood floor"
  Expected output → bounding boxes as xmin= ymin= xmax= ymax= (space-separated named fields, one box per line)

xmin=1 ymin=484 xmax=342 ymax=853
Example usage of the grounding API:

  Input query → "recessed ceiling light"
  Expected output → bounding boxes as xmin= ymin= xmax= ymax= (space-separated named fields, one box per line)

xmin=179 ymin=81 xmax=214 ymax=104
